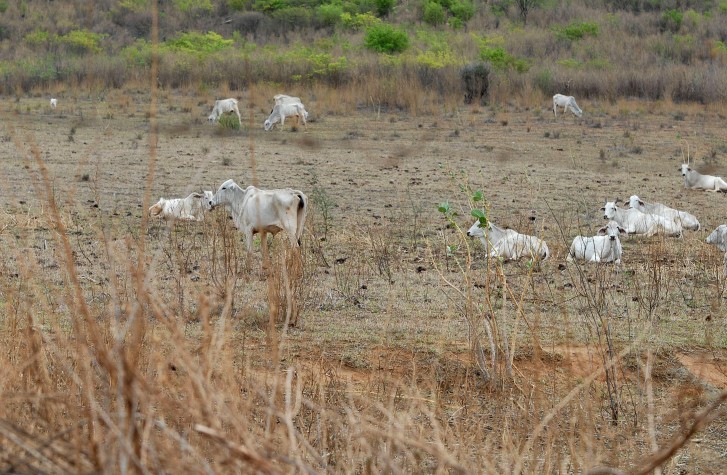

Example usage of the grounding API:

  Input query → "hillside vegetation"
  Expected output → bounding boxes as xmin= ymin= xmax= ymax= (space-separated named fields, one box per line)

xmin=1 ymin=0 xmax=727 ymax=107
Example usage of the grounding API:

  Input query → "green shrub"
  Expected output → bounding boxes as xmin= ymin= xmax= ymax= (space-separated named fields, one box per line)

xmin=217 ymin=113 xmax=241 ymax=130
xmin=449 ymin=0 xmax=475 ymax=22
xmin=174 ymin=0 xmax=214 ymax=13
xmin=164 ymin=31 xmax=234 ymax=54
xmin=364 ymin=23 xmax=409 ymax=53
xmin=57 ymin=30 xmax=107 ymax=54
xmin=0 ymin=0 xmax=9 ymax=13
xmin=253 ymin=0 xmax=289 ymax=12
xmin=533 ymin=68 xmax=554 ymax=94
xmin=121 ymin=39 xmax=153 ymax=67
xmin=375 ymin=0 xmax=396 ymax=16
xmin=228 ymin=0 xmax=246 ymax=10
xmin=423 ymin=1 xmax=446 ymax=26
xmin=317 ymin=4 xmax=344 ymax=26
xmin=554 ymin=21 xmax=599 ymax=41
xmin=341 ymin=12 xmax=381 ymax=30
xmin=24 ymin=30 xmax=50 ymax=47
xmin=272 ymin=7 xmax=314 ymax=28
xmin=480 ymin=45 xmax=529 ymax=72
xmin=660 ymin=9 xmax=683 ymax=33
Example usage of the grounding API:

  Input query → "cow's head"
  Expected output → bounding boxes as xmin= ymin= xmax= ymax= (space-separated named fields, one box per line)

xmin=263 ymin=119 xmax=273 ymax=131
xmin=602 ymin=201 xmax=618 ymax=220
xmin=466 ymin=220 xmax=491 ymax=238
xmin=148 ymin=198 xmax=165 ymax=217
xmin=598 ymin=221 xmax=626 ymax=241
xmin=208 ymin=113 xmax=217 ymax=123
xmin=680 ymin=164 xmax=691 ymax=176
xmin=209 ymin=179 xmax=238 ymax=209
xmin=627 ymin=195 xmax=644 ymax=209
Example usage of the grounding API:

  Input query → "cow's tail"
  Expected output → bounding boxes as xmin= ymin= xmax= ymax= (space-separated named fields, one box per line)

xmin=541 ymin=242 xmax=550 ymax=261
xmin=296 ymin=192 xmax=308 ymax=246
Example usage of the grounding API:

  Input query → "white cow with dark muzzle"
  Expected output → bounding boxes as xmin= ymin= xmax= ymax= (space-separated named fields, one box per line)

xmin=680 ymin=164 xmax=727 ymax=192
xmin=567 ymin=221 xmax=626 ymax=264
xmin=467 ymin=220 xmax=549 ymax=261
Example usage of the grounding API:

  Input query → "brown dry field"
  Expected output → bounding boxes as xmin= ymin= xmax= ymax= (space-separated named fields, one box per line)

xmin=2 ymin=91 xmax=727 ymax=472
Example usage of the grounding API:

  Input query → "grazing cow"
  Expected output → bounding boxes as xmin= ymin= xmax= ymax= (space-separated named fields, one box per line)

xmin=209 ymin=179 xmax=308 ymax=252
xmin=679 ymin=164 xmax=727 ymax=192
xmin=627 ymin=195 xmax=700 ymax=231
xmin=705 ymin=225 xmax=727 ymax=276
xmin=264 ymin=101 xmax=308 ymax=131
xmin=208 ymin=98 xmax=242 ymax=124
xmin=567 ymin=221 xmax=626 ymax=264
xmin=149 ymin=191 xmax=214 ymax=221
xmin=602 ymin=200 xmax=683 ymax=237
xmin=50 ymin=98 xmax=57 ymax=108
xmin=553 ymin=94 xmax=582 ymax=118
xmin=467 ymin=220 xmax=550 ymax=261
xmin=273 ymin=94 xmax=302 ymax=106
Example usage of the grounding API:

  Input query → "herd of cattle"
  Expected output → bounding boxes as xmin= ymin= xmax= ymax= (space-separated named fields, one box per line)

xmin=147 ymin=93 xmax=727 ymax=276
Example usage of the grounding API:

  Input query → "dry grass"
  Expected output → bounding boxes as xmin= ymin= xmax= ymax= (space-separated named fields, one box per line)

xmin=1 ymin=78 xmax=727 ymax=473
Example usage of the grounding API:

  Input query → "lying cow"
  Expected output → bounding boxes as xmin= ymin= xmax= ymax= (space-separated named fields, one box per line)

xmin=680 ymin=164 xmax=727 ymax=192
xmin=264 ymin=101 xmax=308 ymax=132
xmin=553 ymin=94 xmax=582 ymax=118
xmin=467 ymin=220 xmax=550 ymax=261
xmin=627 ymin=195 xmax=700 ymax=231
xmin=208 ymin=98 xmax=242 ymax=124
xmin=149 ymin=191 xmax=213 ymax=221
xmin=567 ymin=221 xmax=626 ymax=264
xmin=706 ymin=225 xmax=727 ymax=276
xmin=602 ymin=200 xmax=682 ymax=237
xmin=209 ymin=179 xmax=308 ymax=252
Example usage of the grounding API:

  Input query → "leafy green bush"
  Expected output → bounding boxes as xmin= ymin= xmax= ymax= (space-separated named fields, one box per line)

xmin=253 ymin=0 xmax=289 ymax=12
xmin=660 ymin=9 xmax=683 ymax=33
xmin=165 ymin=32 xmax=234 ymax=54
xmin=57 ymin=30 xmax=107 ymax=54
xmin=317 ymin=4 xmax=345 ymax=26
xmin=449 ymin=0 xmax=475 ymax=22
xmin=272 ymin=7 xmax=314 ymax=28
xmin=480 ymin=46 xmax=529 ymax=72
xmin=341 ymin=12 xmax=381 ymax=30
xmin=554 ymin=22 xmax=599 ymax=40
xmin=174 ymin=0 xmax=214 ymax=13
xmin=24 ymin=30 xmax=50 ymax=47
xmin=121 ymin=39 xmax=153 ymax=67
xmin=228 ymin=0 xmax=247 ymax=10
xmin=375 ymin=0 xmax=396 ymax=16
xmin=364 ymin=23 xmax=409 ymax=53
xmin=423 ymin=1 xmax=446 ymax=26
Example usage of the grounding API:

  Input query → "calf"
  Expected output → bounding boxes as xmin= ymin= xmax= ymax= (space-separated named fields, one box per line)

xmin=264 ymin=102 xmax=308 ymax=131
xmin=467 ymin=220 xmax=549 ymax=261
xmin=553 ymin=94 xmax=582 ymax=118
xmin=208 ymin=98 xmax=242 ymax=124
xmin=602 ymin=200 xmax=682 ymax=237
xmin=567 ymin=221 xmax=626 ymax=264
xmin=680 ymin=164 xmax=727 ymax=192
xmin=149 ymin=191 xmax=213 ymax=221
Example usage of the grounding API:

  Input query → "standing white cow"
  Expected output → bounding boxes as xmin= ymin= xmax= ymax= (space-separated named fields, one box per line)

xmin=149 ymin=191 xmax=214 ymax=221
xmin=680 ymin=164 xmax=727 ymax=192
xmin=567 ymin=221 xmax=626 ymax=264
xmin=264 ymin=101 xmax=308 ymax=131
xmin=602 ymin=200 xmax=683 ymax=237
xmin=627 ymin=195 xmax=700 ymax=231
xmin=208 ymin=98 xmax=242 ymax=124
xmin=467 ymin=220 xmax=550 ymax=261
xmin=705 ymin=225 xmax=727 ymax=276
xmin=209 ymin=179 xmax=308 ymax=252
xmin=50 ymin=98 xmax=57 ymax=108
xmin=553 ymin=94 xmax=582 ymax=118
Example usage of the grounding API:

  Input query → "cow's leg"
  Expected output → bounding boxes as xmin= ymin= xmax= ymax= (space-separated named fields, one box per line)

xmin=279 ymin=114 xmax=285 ymax=131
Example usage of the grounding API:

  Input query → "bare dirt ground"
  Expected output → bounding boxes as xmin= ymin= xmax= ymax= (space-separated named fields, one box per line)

xmin=2 ymin=92 xmax=727 ymax=471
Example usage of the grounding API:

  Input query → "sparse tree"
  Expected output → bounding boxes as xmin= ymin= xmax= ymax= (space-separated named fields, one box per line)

xmin=515 ymin=0 xmax=542 ymax=24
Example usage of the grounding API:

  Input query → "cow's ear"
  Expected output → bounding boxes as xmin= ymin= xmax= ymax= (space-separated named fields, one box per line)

xmin=600 ymin=207 xmax=606 ymax=211
xmin=688 ymin=167 xmax=692 ymax=171
xmin=597 ymin=227 xmax=607 ymax=235
xmin=639 ymin=200 xmax=644 ymax=205
xmin=619 ymin=227 xmax=626 ymax=234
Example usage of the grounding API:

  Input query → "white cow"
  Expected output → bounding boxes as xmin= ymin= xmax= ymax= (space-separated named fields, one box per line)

xmin=627 ymin=195 xmax=700 ymax=231
xmin=467 ymin=220 xmax=550 ymax=261
xmin=602 ymin=200 xmax=682 ymax=237
xmin=149 ymin=191 xmax=214 ymax=221
xmin=264 ymin=101 xmax=308 ymax=131
xmin=680 ymin=164 xmax=727 ymax=192
xmin=553 ymin=94 xmax=582 ymax=118
xmin=208 ymin=98 xmax=242 ymax=124
xmin=705 ymin=225 xmax=727 ymax=276
xmin=50 ymin=98 xmax=57 ymax=108
xmin=209 ymin=179 xmax=308 ymax=252
xmin=273 ymin=94 xmax=302 ymax=106
xmin=567 ymin=221 xmax=626 ymax=264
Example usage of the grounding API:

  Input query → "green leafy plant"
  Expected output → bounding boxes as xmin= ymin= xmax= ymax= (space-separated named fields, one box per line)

xmin=375 ymin=0 xmax=396 ymax=16
xmin=364 ymin=23 xmax=409 ymax=54
xmin=423 ymin=1 xmax=446 ymax=26
xmin=57 ymin=30 xmax=107 ymax=54
xmin=660 ymin=9 xmax=683 ymax=33
xmin=553 ymin=22 xmax=599 ymax=41
xmin=164 ymin=31 xmax=234 ymax=54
